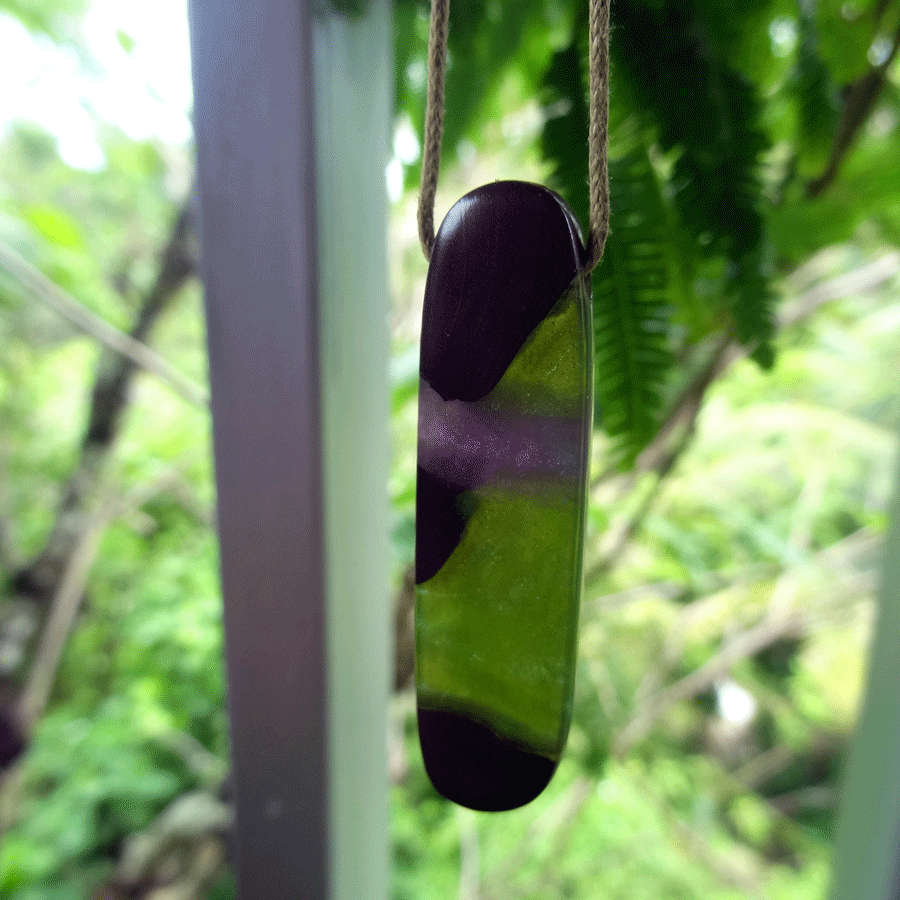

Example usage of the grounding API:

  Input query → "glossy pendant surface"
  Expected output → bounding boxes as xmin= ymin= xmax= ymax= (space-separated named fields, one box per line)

xmin=415 ymin=181 xmax=593 ymax=811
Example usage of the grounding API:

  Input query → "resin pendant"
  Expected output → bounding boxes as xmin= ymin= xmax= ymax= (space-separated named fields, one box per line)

xmin=415 ymin=181 xmax=594 ymax=811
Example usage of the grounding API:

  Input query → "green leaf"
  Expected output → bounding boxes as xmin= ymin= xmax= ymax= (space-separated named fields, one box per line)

xmin=0 ymin=0 xmax=86 ymax=38
xmin=791 ymin=1 xmax=841 ymax=170
xmin=611 ymin=0 xmax=777 ymax=360
xmin=539 ymin=21 xmax=696 ymax=462
xmin=729 ymin=246 xmax=777 ymax=367
xmin=23 ymin=204 xmax=85 ymax=250
xmin=769 ymin=131 xmax=900 ymax=264
xmin=817 ymin=0 xmax=879 ymax=83
xmin=538 ymin=11 xmax=636 ymax=236
xmin=540 ymin=36 xmax=590 ymax=231
xmin=394 ymin=0 xmax=572 ymax=187
xmin=115 ymin=29 xmax=135 ymax=53
xmin=693 ymin=0 xmax=787 ymax=78
xmin=593 ymin=148 xmax=677 ymax=464
xmin=390 ymin=343 xmax=419 ymax=414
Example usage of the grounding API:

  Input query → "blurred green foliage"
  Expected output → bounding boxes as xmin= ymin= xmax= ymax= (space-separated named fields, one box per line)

xmin=1 ymin=0 xmax=899 ymax=897
xmin=395 ymin=0 xmax=900 ymax=460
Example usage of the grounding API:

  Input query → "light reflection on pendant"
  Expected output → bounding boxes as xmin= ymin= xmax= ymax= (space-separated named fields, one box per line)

xmin=415 ymin=181 xmax=594 ymax=811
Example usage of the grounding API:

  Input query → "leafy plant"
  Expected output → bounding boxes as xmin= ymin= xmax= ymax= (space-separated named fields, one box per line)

xmin=592 ymin=148 xmax=678 ymax=462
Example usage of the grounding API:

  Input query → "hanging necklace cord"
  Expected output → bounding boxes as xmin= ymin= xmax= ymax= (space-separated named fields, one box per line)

xmin=417 ymin=0 xmax=449 ymax=261
xmin=585 ymin=0 xmax=611 ymax=271
xmin=417 ymin=0 xmax=611 ymax=274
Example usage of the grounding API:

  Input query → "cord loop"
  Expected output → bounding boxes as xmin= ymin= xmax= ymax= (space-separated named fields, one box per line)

xmin=417 ymin=0 xmax=611 ymax=274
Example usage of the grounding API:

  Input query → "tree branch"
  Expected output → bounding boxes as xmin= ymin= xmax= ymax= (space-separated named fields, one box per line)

xmin=613 ymin=529 xmax=878 ymax=754
xmin=780 ymin=251 xmax=900 ymax=325
xmin=19 ymin=474 xmax=181 ymax=734
xmin=93 ymin=790 xmax=232 ymax=900
xmin=0 ymin=236 xmax=206 ymax=409
xmin=1 ymin=205 xmax=199 ymax=770
xmin=583 ymin=251 xmax=900 ymax=587
xmin=806 ymin=20 xmax=900 ymax=197
xmin=10 ymin=203 xmax=199 ymax=601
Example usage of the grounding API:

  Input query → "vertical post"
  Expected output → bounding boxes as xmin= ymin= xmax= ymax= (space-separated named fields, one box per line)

xmin=188 ymin=0 xmax=391 ymax=897
xmin=313 ymin=4 xmax=392 ymax=899
xmin=830 ymin=437 xmax=900 ymax=900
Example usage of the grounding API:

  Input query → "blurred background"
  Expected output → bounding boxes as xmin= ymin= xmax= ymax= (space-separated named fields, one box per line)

xmin=1 ymin=0 xmax=899 ymax=897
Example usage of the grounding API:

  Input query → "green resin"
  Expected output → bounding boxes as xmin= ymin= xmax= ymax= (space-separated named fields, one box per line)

xmin=416 ymin=276 xmax=593 ymax=759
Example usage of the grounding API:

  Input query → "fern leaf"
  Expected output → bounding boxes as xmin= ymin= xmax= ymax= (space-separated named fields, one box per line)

xmin=540 ymin=28 xmax=680 ymax=462
xmin=593 ymin=149 xmax=677 ymax=464
xmin=394 ymin=0 xmax=576 ymax=190
xmin=611 ymin=0 xmax=776 ymax=361
xmin=540 ymin=37 xmax=591 ymax=231
xmin=729 ymin=247 xmax=777 ymax=368
xmin=791 ymin=0 xmax=841 ymax=170
xmin=539 ymin=17 xmax=636 ymax=234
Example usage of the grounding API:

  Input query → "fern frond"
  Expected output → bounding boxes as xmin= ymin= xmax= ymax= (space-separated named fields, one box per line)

xmin=540 ymin=36 xmax=590 ymax=231
xmin=539 ymin=18 xmax=636 ymax=235
xmin=611 ymin=0 xmax=776 ymax=360
xmin=539 ymin=28 xmax=681 ymax=463
xmin=611 ymin=0 xmax=770 ymax=236
xmin=593 ymin=149 xmax=677 ymax=465
xmin=729 ymin=247 xmax=777 ymax=368
xmin=662 ymin=54 xmax=767 ymax=261
xmin=791 ymin=0 xmax=841 ymax=169
xmin=394 ymin=0 xmax=576 ymax=190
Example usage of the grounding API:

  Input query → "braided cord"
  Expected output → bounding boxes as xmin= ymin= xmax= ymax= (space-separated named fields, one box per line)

xmin=417 ymin=0 xmax=611 ymax=274
xmin=417 ymin=0 xmax=450 ymax=259
xmin=586 ymin=0 xmax=610 ymax=270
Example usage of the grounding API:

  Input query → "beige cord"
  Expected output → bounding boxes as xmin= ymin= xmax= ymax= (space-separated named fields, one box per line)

xmin=586 ymin=0 xmax=611 ymax=270
xmin=417 ymin=0 xmax=611 ymax=273
xmin=417 ymin=0 xmax=450 ymax=260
